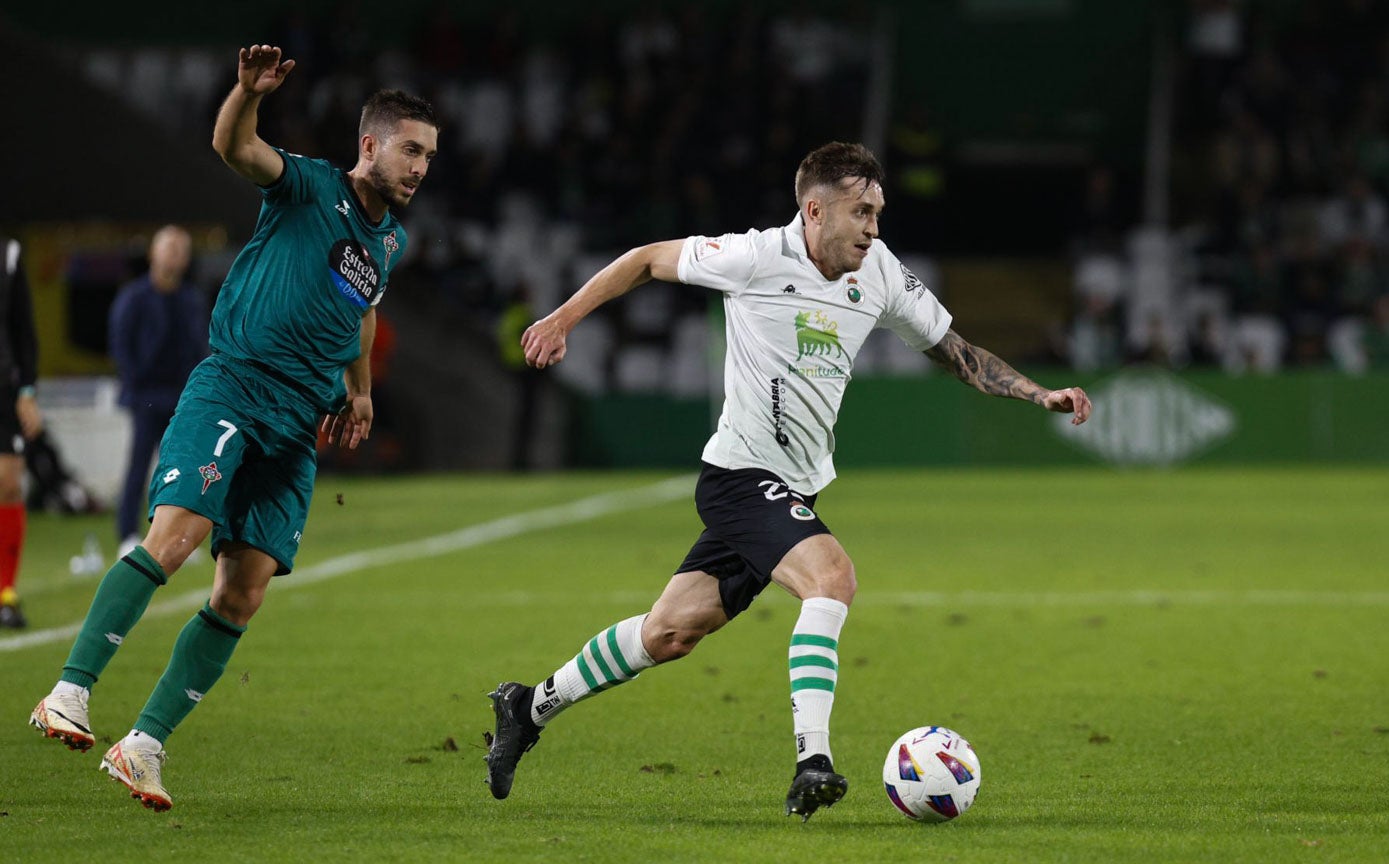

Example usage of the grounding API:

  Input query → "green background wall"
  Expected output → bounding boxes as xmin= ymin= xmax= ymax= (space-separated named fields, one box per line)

xmin=571 ymin=370 xmax=1389 ymax=468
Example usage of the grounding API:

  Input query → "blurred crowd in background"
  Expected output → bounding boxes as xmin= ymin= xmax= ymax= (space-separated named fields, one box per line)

xmin=44 ymin=1 xmax=1389 ymax=384
xmin=1069 ymin=0 xmax=1389 ymax=374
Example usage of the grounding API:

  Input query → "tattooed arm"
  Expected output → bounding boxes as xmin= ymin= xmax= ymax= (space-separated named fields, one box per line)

xmin=924 ymin=329 xmax=1093 ymax=425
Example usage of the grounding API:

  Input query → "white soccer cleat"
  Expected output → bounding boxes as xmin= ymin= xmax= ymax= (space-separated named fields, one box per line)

xmin=29 ymin=689 xmax=95 ymax=752
xmin=101 ymin=739 xmax=173 ymax=812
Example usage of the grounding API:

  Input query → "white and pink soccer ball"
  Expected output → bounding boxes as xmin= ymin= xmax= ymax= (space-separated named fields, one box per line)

xmin=882 ymin=726 xmax=982 ymax=822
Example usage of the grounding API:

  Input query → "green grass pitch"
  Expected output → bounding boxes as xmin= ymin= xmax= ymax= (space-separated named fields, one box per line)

xmin=3 ymin=467 xmax=1387 ymax=862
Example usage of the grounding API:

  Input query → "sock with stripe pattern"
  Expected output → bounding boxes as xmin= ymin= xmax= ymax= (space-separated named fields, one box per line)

xmin=529 ymin=614 xmax=655 ymax=727
xmin=789 ymin=597 xmax=849 ymax=766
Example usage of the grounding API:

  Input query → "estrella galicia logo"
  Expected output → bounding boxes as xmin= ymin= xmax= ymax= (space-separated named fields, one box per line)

xmin=901 ymin=263 xmax=923 ymax=293
xmin=329 ymin=240 xmax=381 ymax=310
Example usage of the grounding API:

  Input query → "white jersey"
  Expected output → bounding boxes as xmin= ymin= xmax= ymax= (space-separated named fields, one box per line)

xmin=677 ymin=214 xmax=952 ymax=494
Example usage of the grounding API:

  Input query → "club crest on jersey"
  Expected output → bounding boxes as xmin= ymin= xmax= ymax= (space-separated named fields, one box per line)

xmin=198 ymin=462 xmax=222 ymax=495
xmin=383 ymin=231 xmax=399 ymax=268
xmin=845 ymin=276 xmax=863 ymax=305
xmin=790 ymin=503 xmax=816 ymax=521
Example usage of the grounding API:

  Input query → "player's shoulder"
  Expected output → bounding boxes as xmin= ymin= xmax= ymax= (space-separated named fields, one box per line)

xmin=696 ymin=224 xmax=772 ymax=248
xmin=864 ymin=238 xmax=905 ymax=283
xmin=277 ymin=148 xmax=341 ymax=187
xmin=278 ymin=148 xmax=335 ymax=172
xmin=866 ymin=240 xmax=937 ymax=308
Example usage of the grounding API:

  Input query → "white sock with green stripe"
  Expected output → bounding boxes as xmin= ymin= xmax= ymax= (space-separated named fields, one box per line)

xmin=529 ymin=613 xmax=654 ymax=727
xmin=789 ymin=597 xmax=848 ymax=764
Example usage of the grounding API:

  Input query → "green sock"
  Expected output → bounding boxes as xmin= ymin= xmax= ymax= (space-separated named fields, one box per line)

xmin=133 ymin=602 xmax=245 ymax=742
xmin=60 ymin=546 xmax=168 ymax=688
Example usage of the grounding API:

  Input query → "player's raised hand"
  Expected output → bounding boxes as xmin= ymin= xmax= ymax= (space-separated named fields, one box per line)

xmin=238 ymin=45 xmax=295 ymax=95
xmin=1042 ymin=387 xmax=1092 ymax=425
xmin=521 ymin=316 xmax=569 ymax=369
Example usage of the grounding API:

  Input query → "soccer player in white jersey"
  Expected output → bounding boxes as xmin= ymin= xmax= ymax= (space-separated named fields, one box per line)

xmin=485 ymin=142 xmax=1092 ymax=820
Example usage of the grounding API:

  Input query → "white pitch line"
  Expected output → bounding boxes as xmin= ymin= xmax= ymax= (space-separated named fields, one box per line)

xmin=0 ymin=474 xmax=695 ymax=654
xmin=436 ymin=588 xmax=1389 ymax=608
xmin=858 ymin=590 xmax=1389 ymax=607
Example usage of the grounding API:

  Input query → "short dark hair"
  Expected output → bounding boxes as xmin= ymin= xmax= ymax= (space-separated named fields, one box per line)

xmin=359 ymin=89 xmax=440 ymax=140
xmin=794 ymin=142 xmax=884 ymax=204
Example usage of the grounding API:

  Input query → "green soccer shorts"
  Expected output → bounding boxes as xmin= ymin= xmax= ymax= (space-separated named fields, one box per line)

xmin=147 ymin=354 xmax=321 ymax=575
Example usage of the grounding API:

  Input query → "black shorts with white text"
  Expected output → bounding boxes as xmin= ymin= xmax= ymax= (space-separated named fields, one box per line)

xmin=675 ymin=462 xmax=832 ymax=619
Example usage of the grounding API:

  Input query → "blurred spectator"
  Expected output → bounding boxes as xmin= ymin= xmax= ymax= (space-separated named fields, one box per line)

xmin=1226 ymin=240 xmax=1286 ymax=372
xmin=1068 ymin=293 xmax=1125 ymax=372
xmin=1 ymin=235 xmax=40 ymax=628
xmin=1183 ymin=0 xmax=1246 ymax=129
xmin=108 ymin=225 xmax=208 ymax=557
xmin=1318 ymin=173 xmax=1387 ymax=252
xmin=496 ymin=285 xmax=542 ymax=470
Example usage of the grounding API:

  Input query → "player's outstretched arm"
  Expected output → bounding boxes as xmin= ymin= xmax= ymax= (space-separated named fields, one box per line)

xmin=212 ymin=44 xmax=295 ymax=186
xmin=924 ymin=329 xmax=1092 ymax=425
xmin=522 ymin=239 xmax=684 ymax=369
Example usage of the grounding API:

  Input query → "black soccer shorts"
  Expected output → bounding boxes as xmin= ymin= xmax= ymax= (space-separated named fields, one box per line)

xmin=674 ymin=461 xmax=832 ymax=619
xmin=0 ymin=385 xmax=23 ymax=455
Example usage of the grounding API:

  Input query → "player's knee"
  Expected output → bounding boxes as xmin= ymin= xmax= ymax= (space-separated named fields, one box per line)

xmin=141 ymin=534 xmax=201 ymax=575
xmin=644 ymin=615 xmax=720 ymax=663
xmin=647 ymin=626 xmax=704 ymax=663
xmin=209 ymin=584 xmax=264 ymax=627
xmin=815 ymin=559 xmax=857 ymax=606
xmin=0 ymin=459 xmax=22 ymax=503
xmin=142 ymin=508 xmax=213 ymax=574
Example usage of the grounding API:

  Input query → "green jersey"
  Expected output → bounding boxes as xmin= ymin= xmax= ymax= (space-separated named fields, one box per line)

xmin=210 ymin=148 xmax=407 ymax=412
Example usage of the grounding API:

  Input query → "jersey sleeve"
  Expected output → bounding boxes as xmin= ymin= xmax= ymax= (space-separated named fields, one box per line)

xmin=261 ymin=148 xmax=332 ymax=205
xmin=676 ymin=230 xmax=758 ymax=294
xmin=878 ymin=255 xmax=952 ymax=351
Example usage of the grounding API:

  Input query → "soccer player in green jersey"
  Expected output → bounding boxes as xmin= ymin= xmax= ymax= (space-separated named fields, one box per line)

xmin=29 ymin=45 xmax=439 ymax=811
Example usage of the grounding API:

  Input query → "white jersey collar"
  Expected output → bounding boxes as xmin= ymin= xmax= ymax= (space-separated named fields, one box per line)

xmin=784 ymin=212 xmax=809 ymax=261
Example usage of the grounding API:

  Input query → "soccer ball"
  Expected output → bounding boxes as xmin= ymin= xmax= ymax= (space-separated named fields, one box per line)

xmin=882 ymin=726 xmax=982 ymax=822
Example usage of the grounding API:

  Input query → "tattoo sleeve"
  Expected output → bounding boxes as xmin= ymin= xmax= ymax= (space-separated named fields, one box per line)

xmin=923 ymin=330 xmax=1047 ymax=405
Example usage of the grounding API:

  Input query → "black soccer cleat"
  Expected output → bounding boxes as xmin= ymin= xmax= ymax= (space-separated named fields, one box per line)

xmin=785 ymin=759 xmax=848 ymax=822
xmin=0 ymin=601 xmax=26 ymax=629
xmin=484 ymin=682 xmax=541 ymax=800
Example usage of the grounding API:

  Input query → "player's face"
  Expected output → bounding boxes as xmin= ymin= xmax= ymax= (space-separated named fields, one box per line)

xmin=148 ymin=228 xmax=192 ymax=290
xmin=807 ymin=177 xmax=884 ymax=279
xmin=366 ymin=119 xmax=439 ymax=210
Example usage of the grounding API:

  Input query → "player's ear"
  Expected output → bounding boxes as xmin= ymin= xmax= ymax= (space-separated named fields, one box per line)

xmin=359 ymin=133 xmax=377 ymax=161
xmin=803 ymin=196 xmax=822 ymax=226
